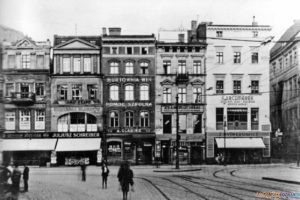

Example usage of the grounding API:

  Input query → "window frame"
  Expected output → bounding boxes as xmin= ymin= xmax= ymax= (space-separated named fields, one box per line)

xmin=22 ymin=53 xmax=30 ymax=69
xmin=109 ymin=85 xmax=119 ymax=101
xmin=193 ymin=60 xmax=201 ymax=74
xmin=125 ymin=85 xmax=134 ymax=101
xmin=125 ymin=61 xmax=134 ymax=74
xmin=193 ymin=87 xmax=202 ymax=103
xmin=110 ymin=111 xmax=119 ymax=127
xmin=140 ymin=111 xmax=149 ymax=127
xmin=178 ymin=87 xmax=186 ymax=103
xmin=109 ymin=61 xmax=119 ymax=74
xmin=251 ymin=80 xmax=259 ymax=94
xmin=233 ymin=52 xmax=241 ymax=64
xmin=163 ymin=87 xmax=171 ymax=103
xmin=125 ymin=111 xmax=134 ymax=127
xmin=216 ymin=52 xmax=224 ymax=63
xmin=233 ymin=80 xmax=241 ymax=94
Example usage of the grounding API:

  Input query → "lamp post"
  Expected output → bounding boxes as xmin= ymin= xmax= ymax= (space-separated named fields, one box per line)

xmin=223 ymin=115 xmax=226 ymax=166
xmin=175 ymin=94 xmax=180 ymax=169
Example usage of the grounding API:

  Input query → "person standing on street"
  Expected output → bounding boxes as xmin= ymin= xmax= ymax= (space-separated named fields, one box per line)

xmin=11 ymin=163 xmax=22 ymax=199
xmin=117 ymin=161 xmax=134 ymax=200
xmin=80 ymin=164 xmax=86 ymax=182
xmin=101 ymin=162 xmax=109 ymax=189
xmin=23 ymin=164 xmax=29 ymax=192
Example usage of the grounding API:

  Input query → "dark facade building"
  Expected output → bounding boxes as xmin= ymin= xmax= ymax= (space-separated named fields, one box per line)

xmin=1 ymin=38 xmax=52 ymax=165
xmin=51 ymin=35 xmax=103 ymax=166
xmin=102 ymin=28 xmax=156 ymax=164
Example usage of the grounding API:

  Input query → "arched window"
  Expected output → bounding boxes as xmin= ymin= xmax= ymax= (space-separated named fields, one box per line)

xmin=109 ymin=85 xmax=119 ymax=101
xmin=57 ymin=113 xmax=97 ymax=132
xmin=110 ymin=61 xmax=119 ymax=74
xmin=140 ymin=111 xmax=149 ymax=127
xmin=110 ymin=111 xmax=119 ymax=127
xmin=125 ymin=85 xmax=134 ymax=101
xmin=125 ymin=111 xmax=134 ymax=127
xmin=140 ymin=62 xmax=149 ymax=75
xmin=57 ymin=114 xmax=68 ymax=132
xmin=140 ymin=84 xmax=149 ymax=100
xmin=125 ymin=61 xmax=134 ymax=74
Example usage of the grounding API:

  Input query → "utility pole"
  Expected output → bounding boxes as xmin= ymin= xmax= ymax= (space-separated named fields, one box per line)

xmin=223 ymin=115 xmax=226 ymax=166
xmin=176 ymin=94 xmax=180 ymax=169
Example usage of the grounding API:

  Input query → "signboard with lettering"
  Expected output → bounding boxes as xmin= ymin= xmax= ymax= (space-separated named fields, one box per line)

xmin=106 ymin=77 xmax=152 ymax=83
xmin=161 ymin=104 xmax=204 ymax=113
xmin=221 ymin=95 xmax=255 ymax=106
xmin=107 ymin=128 xmax=151 ymax=133
xmin=3 ymin=132 xmax=102 ymax=139
xmin=52 ymin=107 xmax=102 ymax=115
xmin=106 ymin=102 xmax=152 ymax=107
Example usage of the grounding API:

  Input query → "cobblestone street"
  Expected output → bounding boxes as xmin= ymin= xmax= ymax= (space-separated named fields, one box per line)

xmin=15 ymin=164 xmax=300 ymax=200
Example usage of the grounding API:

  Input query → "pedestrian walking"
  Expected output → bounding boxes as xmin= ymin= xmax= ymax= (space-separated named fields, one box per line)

xmin=80 ymin=164 xmax=86 ymax=182
xmin=11 ymin=163 xmax=22 ymax=200
xmin=101 ymin=162 xmax=109 ymax=189
xmin=117 ymin=161 xmax=134 ymax=200
xmin=23 ymin=164 xmax=29 ymax=192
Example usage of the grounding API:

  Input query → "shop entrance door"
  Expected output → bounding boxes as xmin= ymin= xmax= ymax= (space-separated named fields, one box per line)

xmin=143 ymin=146 xmax=152 ymax=164
xmin=162 ymin=144 xmax=169 ymax=164
xmin=191 ymin=146 xmax=202 ymax=164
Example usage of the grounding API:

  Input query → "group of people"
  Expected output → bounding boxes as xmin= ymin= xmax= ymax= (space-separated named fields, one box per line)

xmin=0 ymin=163 xmax=29 ymax=199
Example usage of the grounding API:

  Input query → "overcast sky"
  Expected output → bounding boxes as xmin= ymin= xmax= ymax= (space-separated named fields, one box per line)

xmin=0 ymin=0 xmax=300 ymax=42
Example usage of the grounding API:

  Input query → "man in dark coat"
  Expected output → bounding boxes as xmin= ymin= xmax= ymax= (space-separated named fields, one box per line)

xmin=23 ymin=164 xmax=29 ymax=192
xmin=101 ymin=162 xmax=109 ymax=189
xmin=11 ymin=163 xmax=22 ymax=199
xmin=80 ymin=164 xmax=86 ymax=182
xmin=117 ymin=161 xmax=134 ymax=200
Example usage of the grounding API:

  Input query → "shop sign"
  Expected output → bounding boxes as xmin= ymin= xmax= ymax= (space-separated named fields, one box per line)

xmin=161 ymin=104 xmax=203 ymax=113
xmin=65 ymin=157 xmax=89 ymax=166
xmin=106 ymin=77 xmax=152 ymax=83
xmin=108 ymin=128 xmax=151 ymax=133
xmin=221 ymin=95 xmax=255 ymax=106
xmin=3 ymin=132 xmax=101 ymax=139
xmin=106 ymin=102 xmax=152 ymax=107
xmin=52 ymin=107 xmax=101 ymax=114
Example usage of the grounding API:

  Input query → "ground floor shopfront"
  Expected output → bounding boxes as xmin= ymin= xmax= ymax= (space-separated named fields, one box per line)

xmin=206 ymin=131 xmax=271 ymax=164
xmin=155 ymin=134 xmax=205 ymax=165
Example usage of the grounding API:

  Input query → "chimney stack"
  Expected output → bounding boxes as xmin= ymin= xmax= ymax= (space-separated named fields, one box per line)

xmin=108 ymin=27 xmax=121 ymax=36
xmin=178 ymin=34 xmax=184 ymax=43
xmin=191 ymin=20 xmax=197 ymax=30
xmin=252 ymin=16 xmax=258 ymax=26
xmin=102 ymin=27 xmax=107 ymax=35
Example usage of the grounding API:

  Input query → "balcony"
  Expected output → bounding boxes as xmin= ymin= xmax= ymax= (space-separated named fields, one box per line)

xmin=10 ymin=92 xmax=35 ymax=104
xmin=176 ymin=73 xmax=189 ymax=84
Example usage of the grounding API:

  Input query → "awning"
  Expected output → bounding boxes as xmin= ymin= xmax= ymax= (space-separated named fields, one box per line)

xmin=2 ymin=139 xmax=57 ymax=151
xmin=215 ymin=138 xmax=265 ymax=149
xmin=55 ymin=138 xmax=101 ymax=152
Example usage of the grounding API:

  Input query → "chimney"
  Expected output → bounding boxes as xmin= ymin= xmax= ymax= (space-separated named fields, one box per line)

xmin=108 ymin=27 xmax=121 ymax=36
xmin=102 ymin=27 xmax=107 ymax=35
xmin=191 ymin=20 xmax=197 ymax=30
xmin=178 ymin=34 xmax=184 ymax=43
xmin=252 ymin=16 xmax=258 ymax=26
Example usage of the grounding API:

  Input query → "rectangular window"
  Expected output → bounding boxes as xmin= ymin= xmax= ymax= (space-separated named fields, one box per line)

xmin=125 ymin=112 xmax=134 ymax=127
xmin=22 ymin=54 xmax=30 ymax=69
xmin=141 ymin=47 xmax=148 ymax=55
xmin=233 ymin=52 xmax=241 ymax=63
xmin=5 ymin=83 xmax=14 ymax=96
xmin=87 ymin=84 xmax=98 ymax=100
xmin=5 ymin=111 xmax=15 ymax=130
xmin=35 ymin=110 xmax=45 ymax=130
xmin=178 ymin=60 xmax=186 ymax=74
xmin=251 ymin=108 xmax=259 ymax=130
xmin=193 ymin=61 xmax=201 ymax=74
xmin=8 ymin=55 xmax=15 ymax=69
xmin=35 ymin=83 xmax=45 ymax=96
xmin=216 ymin=81 xmax=224 ymax=94
xmin=73 ymin=57 xmax=81 ymax=73
xmin=84 ymin=57 xmax=91 ymax=72
xmin=233 ymin=80 xmax=241 ymax=94
xmin=216 ymin=52 xmax=224 ymax=63
xmin=36 ymin=55 xmax=44 ymax=69
xmin=127 ymin=47 xmax=132 ymax=54
xmin=178 ymin=88 xmax=186 ymax=103
xmin=193 ymin=114 xmax=202 ymax=133
xmin=112 ymin=47 xmax=118 ymax=54
xmin=163 ymin=88 xmax=171 ymax=103
xmin=179 ymin=115 xmax=187 ymax=133
xmin=163 ymin=115 xmax=172 ymax=134
xmin=70 ymin=113 xmax=85 ymax=132
xmin=20 ymin=83 xmax=30 ymax=98
xmin=216 ymin=108 xmax=224 ymax=130
xmin=163 ymin=60 xmax=171 ymax=74
xmin=227 ymin=108 xmax=247 ymax=130
xmin=57 ymin=85 xmax=68 ymax=100
xmin=251 ymin=52 xmax=258 ymax=64
xmin=72 ymin=84 xmax=82 ymax=100
xmin=62 ymin=57 xmax=71 ymax=72
xmin=193 ymin=87 xmax=202 ymax=103
xmin=20 ymin=110 xmax=31 ymax=130
xmin=216 ymin=31 xmax=223 ymax=37
xmin=251 ymin=80 xmax=259 ymax=94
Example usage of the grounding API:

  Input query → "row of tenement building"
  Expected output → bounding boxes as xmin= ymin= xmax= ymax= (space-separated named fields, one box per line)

xmin=0 ymin=19 xmax=299 ymax=166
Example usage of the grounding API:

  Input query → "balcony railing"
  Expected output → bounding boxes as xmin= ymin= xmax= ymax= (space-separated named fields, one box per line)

xmin=176 ymin=73 xmax=189 ymax=84
xmin=10 ymin=92 xmax=35 ymax=104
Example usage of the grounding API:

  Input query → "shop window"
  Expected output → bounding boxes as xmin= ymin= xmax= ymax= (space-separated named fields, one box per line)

xmin=233 ymin=80 xmax=241 ymax=94
xmin=57 ymin=113 xmax=96 ymax=132
xmin=125 ymin=61 xmax=134 ymax=74
xmin=179 ymin=115 xmax=187 ymax=133
xmin=193 ymin=87 xmax=202 ymax=103
xmin=72 ymin=84 xmax=82 ymax=100
xmin=125 ymin=111 xmax=134 ymax=127
xmin=216 ymin=80 xmax=224 ymax=94
xmin=140 ymin=111 xmax=149 ymax=127
xmin=251 ymin=108 xmax=259 ymax=130
xmin=140 ymin=62 xmax=149 ymax=75
xmin=87 ymin=114 xmax=97 ymax=131
xmin=193 ymin=61 xmax=201 ymax=74
xmin=227 ymin=108 xmax=247 ymax=130
xmin=193 ymin=114 xmax=202 ymax=133
xmin=216 ymin=108 xmax=224 ymax=130
xmin=163 ymin=115 xmax=172 ymax=134
xmin=251 ymin=80 xmax=259 ymax=94
xmin=125 ymin=85 xmax=134 ymax=101
xmin=163 ymin=60 xmax=171 ymax=74
xmin=35 ymin=110 xmax=45 ymax=130
xmin=5 ymin=111 xmax=15 ymax=130
xmin=216 ymin=52 xmax=224 ymax=63
xmin=87 ymin=84 xmax=98 ymax=100
xmin=70 ymin=113 xmax=85 ymax=132
xmin=163 ymin=88 xmax=171 ymax=103
xmin=5 ymin=83 xmax=14 ymax=96
xmin=35 ymin=83 xmax=45 ymax=96
xmin=178 ymin=88 xmax=186 ymax=103
xmin=251 ymin=52 xmax=259 ymax=64
xmin=140 ymin=85 xmax=149 ymax=100
xmin=22 ymin=53 xmax=30 ymax=69
xmin=233 ymin=52 xmax=241 ymax=64
xmin=110 ymin=111 xmax=119 ymax=127
xmin=110 ymin=62 xmax=119 ymax=74
xmin=84 ymin=57 xmax=91 ymax=72
xmin=20 ymin=110 xmax=31 ymax=130
xmin=178 ymin=60 xmax=186 ymax=74
xmin=109 ymin=85 xmax=119 ymax=101
xmin=108 ymin=141 xmax=121 ymax=157
xmin=57 ymin=85 xmax=68 ymax=100
xmin=62 ymin=57 xmax=71 ymax=72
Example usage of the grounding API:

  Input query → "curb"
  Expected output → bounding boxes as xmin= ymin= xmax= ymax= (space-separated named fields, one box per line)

xmin=262 ymin=177 xmax=300 ymax=185
xmin=153 ymin=168 xmax=202 ymax=173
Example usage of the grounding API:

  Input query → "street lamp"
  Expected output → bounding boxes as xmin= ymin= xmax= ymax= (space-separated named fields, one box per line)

xmin=223 ymin=115 xmax=227 ymax=166
xmin=175 ymin=94 xmax=180 ymax=169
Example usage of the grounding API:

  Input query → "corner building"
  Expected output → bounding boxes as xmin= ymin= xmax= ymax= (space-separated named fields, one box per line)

xmin=198 ymin=20 xmax=273 ymax=164
xmin=51 ymin=36 xmax=103 ymax=166
xmin=102 ymin=28 xmax=156 ymax=164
